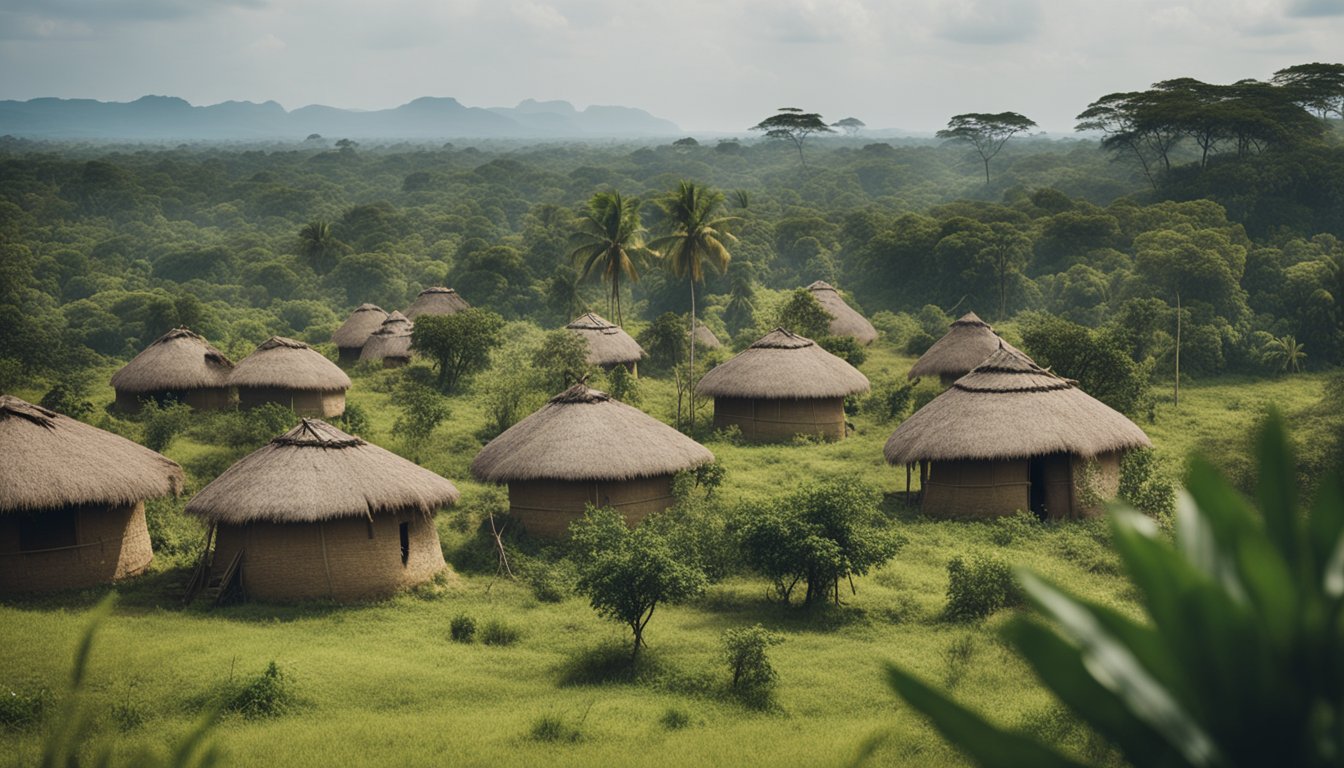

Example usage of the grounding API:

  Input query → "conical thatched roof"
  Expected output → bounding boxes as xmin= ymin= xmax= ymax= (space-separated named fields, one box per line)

xmin=331 ymin=304 xmax=389 ymax=349
xmin=230 ymin=337 xmax=351 ymax=391
xmin=404 ymin=287 xmax=470 ymax=319
xmin=884 ymin=347 xmax=1151 ymax=464
xmin=807 ymin=281 xmax=878 ymax=345
xmin=0 ymin=396 xmax=183 ymax=513
xmin=471 ymin=384 xmax=713 ymax=483
xmin=908 ymin=312 xmax=1025 ymax=381
xmin=696 ymin=328 xmax=870 ymax=399
xmin=693 ymin=322 xmax=723 ymax=350
xmin=359 ymin=312 xmax=414 ymax=364
xmin=110 ymin=327 xmax=233 ymax=394
xmin=566 ymin=312 xmax=644 ymax=367
xmin=185 ymin=420 xmax=460 ymax=524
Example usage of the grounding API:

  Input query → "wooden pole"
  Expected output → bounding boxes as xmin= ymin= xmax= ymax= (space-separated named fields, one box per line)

xmin=1174 ymin=292 xmax=1181 ymax=409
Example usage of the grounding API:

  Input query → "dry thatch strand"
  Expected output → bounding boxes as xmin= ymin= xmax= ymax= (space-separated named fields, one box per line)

xmin=110 ymin=327 xmax=233 ymax=393
xmin=359 ymin=311 xmax=414 ymax=364
xmin=907 ymin=311 xmax=1025 ymax=381
xmin=404 ymin=287 xmax=470 ymax=319
xmin=0 ymin=395 xmax=183 ymax=513
xmin=884 ymin=347 xmax=1152 ymax=464
xmin=807 ymin=281 xmax=878 ymax=345
xmin=696 ymin=328 xmax=870 ymax=399
xmin=471 ymin=384 xmax=714 ymax=483
xmin=693 ymin=321 xmax=723 ymax=349
xmin=230 ymin=336 xmax=352 ymax=391
xmin=566 ymin=312 xmax=645 ymax=367
xmin=331 ymin=304 xmax=389 ymax=349
xmin=185 ymin=419 xmax=460 ymax=524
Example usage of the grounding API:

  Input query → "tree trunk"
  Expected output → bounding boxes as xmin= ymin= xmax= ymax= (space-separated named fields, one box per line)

xmin=1174 ymin=292 xmax=1181 ymax=408
xmin=983 ymin=156 xmax=991 ymax=184
xmin=688 ymin=280 xmax=696 ymax=432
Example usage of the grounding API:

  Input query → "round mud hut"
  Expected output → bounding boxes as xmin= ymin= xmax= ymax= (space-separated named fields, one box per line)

xmin=404 ymin=287 xmax=470 ymax=320
xmin=566 ymin=312 xmax=644 ymax=374
xmin=185 ymin=419 xmax=460 ymax=602
xmin=908 ymin=311 xmax=1025 ymax=387
xmin=471 ymin=384 xmax=714 ymax=539
xmin=359 ymin=311 xmax=414 ymax=368
xmin=807 ymin=281 xmax=879 ymax=345
xmin=696 ymin=328 xmax=870 ymax=443
xmin=331 ymin=304 xmax=389 ymax=365
xmin=884 ymin=347 xmax=1152 ymax=521
xmin=0 ymin=395 xmax=183 ymax=593
xmin=230 ymin=337 xmax=351 ymax=418
xmin=110 ymin=327 xmax=234 ymax=412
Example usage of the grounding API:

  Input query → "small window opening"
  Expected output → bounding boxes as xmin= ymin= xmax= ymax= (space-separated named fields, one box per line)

xmin=399 ymin=522 xmax=410 ymax=566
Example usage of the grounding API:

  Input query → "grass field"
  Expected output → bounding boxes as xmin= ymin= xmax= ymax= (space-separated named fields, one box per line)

xmin=0 ymin=341 xmax=1331 ymax=767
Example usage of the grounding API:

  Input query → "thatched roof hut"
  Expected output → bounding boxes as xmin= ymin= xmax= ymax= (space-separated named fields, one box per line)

xmin=693 ymin=321 xmax=723 ymax=350
xmin=566 ymin=312 xmax=645 ymax=373
xmin=331 ymin=304 xmax=389 ymax=365
xmin=404 ymin=287 xmax=470 ymax=319
xmin=230 ymin=337 xmax=351 ymax=418
xmin=471 ymin=384 xmax=713 ymax=538
xmin=885 ymin=347 xmax=1152 ymax=520
xmin=186 ymin=419 xmax=459 ymax=602
xmin=0 ymin=395 xmax=183 ymax=592
xmin=359 ymin=311 xmax=414 ymax=368
xmin=908 ymin=312 xmax=1025 ymax=386
xmin=807 ymin=281 xmax=879 ymax=345
xmin=696 ymin=328 xmax=870 ymax=442
xmin=110 ymin=327 xmax=234 ymax=411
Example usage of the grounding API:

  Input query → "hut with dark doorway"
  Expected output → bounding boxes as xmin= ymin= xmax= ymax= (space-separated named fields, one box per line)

xmin=0 ymin=396 xmax=183 ymax=593
xmin=908 ymin=311 xmax=1025 ymax=387
xmin=470 ymin=384 xmax=713 ymax=539
xmin=331 ymin=304 xmax=389 ymax=365
xmin=404 ymin=287 xmax=470 ymax=320
xmin=807 ymin=281 xmax=879 ymax=345
xmin=566 ymin=312 xmax=644 ymax=374
xmin=230 ymin=337 xmax=351 ymax=418
xmin=110 ymin=327 xmax=234 ymax=412
xmin=696 ymin=328 xmax=870 ymax=443
xmin=359 ymin=311 xmax=414 ymax=368
xmin=693 ymin=321 xmax=723 ymax=350
xmin=884 ymin=347 xmax=1151 ymax=520
xmin=185 ymin=419 xmax=459 ymax=602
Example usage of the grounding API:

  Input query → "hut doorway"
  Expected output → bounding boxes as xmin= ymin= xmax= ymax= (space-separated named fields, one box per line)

xmin=18 ymin=507 xmax=77 ymax=551
xmin=399 ymin=522 xmax=410 ymax=566
xmin=1028 ymin=458 xmax=1048 ymax=520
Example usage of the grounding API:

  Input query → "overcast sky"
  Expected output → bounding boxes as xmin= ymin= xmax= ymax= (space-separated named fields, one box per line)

xmin=2 ymin=0 xmax=1343 ymax=134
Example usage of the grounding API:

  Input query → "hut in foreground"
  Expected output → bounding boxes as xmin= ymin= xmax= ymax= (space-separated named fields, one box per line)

xmin=110 ymin=327 xmax=234 ymax=412
xmin=404 ymin=287 xmax=469 ymax=320
xmin=0 ymin=396 xmax=183 ymax=593
xmin=566 ymin=312 xmax=644 ymax=373
xmin=884 ymin=347 xmax=1151 ymax=520
xmin=908 ymin=311 xmax=1024 ymax=386
xmin=471 ymin=384 xmax=713 ymax=538
xmin=359 ymin=311 xmax=414 ymax=368
xmin=185 ymin=420 xmax=459 ymax=602
xmin=696 ymin=328 xmax=870 ymax=443
xmin=230 ymin=337 xmax=351 ymax=418
xmin=331 ymin=304 xmax=389 ymax=365
xmin=807 ymin=281 xmax=879 ymax=345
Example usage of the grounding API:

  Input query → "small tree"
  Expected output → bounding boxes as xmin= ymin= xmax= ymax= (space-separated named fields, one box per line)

xmin=751 ymin=107 xmax=836 ymax=167
xmin=722 ymin=625 xmax=783 ymax=691
xmin=410 ymin=308 xmax=504 ymax=392
xmin=606 ymin=362 xmax=641 ymax=404
xmin=936 ymin=112 xmax=1037 ymax=183
xmin=1261 ymin=334 xmax=1307 ymax=373
xmin=775 ymin=288 xmax=832 ymax=339
xmin=636 ymin=312 xmax=689 ymax=374
xmin=391 ymin=382 xmax=450 ymax=462
xmin=531 ymin=328 xmax=591 ymax=392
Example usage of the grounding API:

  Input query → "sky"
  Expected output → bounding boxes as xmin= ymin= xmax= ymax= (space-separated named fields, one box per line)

xmin=2 ymin=0 xmax=1343 ymax=134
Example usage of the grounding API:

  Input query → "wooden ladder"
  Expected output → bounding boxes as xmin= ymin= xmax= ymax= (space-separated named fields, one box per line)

xmin=202 ymin=549 xmax=244 ymax=607
xmin=181 ymin=526 xmax=215 ymax=604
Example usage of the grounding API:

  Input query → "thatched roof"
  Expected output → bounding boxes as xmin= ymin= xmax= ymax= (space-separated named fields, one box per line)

xmin=359 ymin=312 xmax=414 ymax=364
xmin=566 ymin=312 xmax=645 ymax=367
xmin=908 ymin=312 xmax=1025 ymax=381
xmin=884 ymin=347 xmax=1152 ymax=464
xmin=331 ymin=304 xmax=389 ymax=349
xmin=471 ymin=384 xmax=713 ymax=483
xmin=807 ymin=281 xmax=879 ymax=345
xmin=693 ymin=322 xmax=723 ymax=350
xmin=185 ymin=420 xmax=460 ymax=524
xmin=0 ymin=396 xmax=183 ymax=513
xmin=230 ymin=337 xmax=351 ymax=392
xmin=110 ymin=327 xmax=233 ymax=394
xmin=404 ymin=287 xmax=470 ymax=319
xmin=696 ymin=328 xmax=870 ymax=400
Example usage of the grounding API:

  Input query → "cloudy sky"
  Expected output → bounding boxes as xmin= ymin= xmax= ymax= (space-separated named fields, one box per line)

xmin=2 ymin=0 xmax=1343 ymax=133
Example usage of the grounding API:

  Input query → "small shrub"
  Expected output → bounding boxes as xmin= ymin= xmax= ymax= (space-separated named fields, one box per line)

xmin=818 ymin=335 xmax=866 ymax=367
xmin=39 ymin=383 xmax=93 ymax=420
xmin=606 ymin=363 xmax=641 ymax=404
xmin=660 ymin=707 xmax=691 ymax=730
xmin=691 ymin=461 xmax=726 ymax=497
xmin=140 ymin=399 xmax=194 ymax=452
xmin=0 ymin=686 xmax=51 ymax=730
xmin=449 ymin=614 xmax=477 ymax=643
xmin=111 ymin=699 xmax=148 ymax=732
xmin=881 ymin=593 xmax=923 ymax=625
xmin=862 ymin=379 xmax=916 ymax=423
xmin=722 ymin=624 xmax=783 ymax=691
xmin=989 ymin=510 xmax=1039 ymax=546
xmin=711 ymin=423 xmax=743 ymax=445
xmin=1118 ymin=447 xmax=1176 ymax=521
xmin=332 ymin=401 xmax=370 ymax=436
xmin=529 ymin=713 xmax=584 ymax=743
xmin=224 ymin=661 xmax=295 ymax=719
xmin=524 ymin=562 xmax=568 ymax=603
xmin=144 ymin=497 xmax=205 ymax=560
xmin=480 ymin=619 xmax=521 ymax=647
xmin=943 ymin=634 xmax=976 ymax=689
xmin=944 ymin=554 xmax=1021 ymax=621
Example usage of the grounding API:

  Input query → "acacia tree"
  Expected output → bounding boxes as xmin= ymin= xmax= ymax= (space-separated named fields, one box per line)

xmin=568 ymin=191 xmax=651 ymax=326
xmin=1076 ymin=90 xmax=1185 ymax=190
xmin=751 ymin=107 xmax=835 ymax=167
xmin=1272 ymin=62 xmax=1344 ymax=121
xmin=409 ymin=308 xmax=505 ymax=392
xmin=831 ymin=117 xmax=866 ymax=136
xmin=936 ymin=112 xmax=1037 ymax=183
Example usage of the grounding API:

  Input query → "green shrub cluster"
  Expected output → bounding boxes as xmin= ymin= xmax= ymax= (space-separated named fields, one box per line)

xmin=944 ymin=554 xmax=1021 ymax=621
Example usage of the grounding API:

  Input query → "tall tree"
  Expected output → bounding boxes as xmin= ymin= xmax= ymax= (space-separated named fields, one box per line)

xmin=982 ymin=222 xmax=1032 ymax=320
xmin=1076 ymin=90 xmax=1184 ymax=189
xmin=935 ymin=112 xmax=1037 ymax=183
xmin=567 ymin=191 xmax=651 ymax=326
xmin=830 ymin=117 xmax=866 ymax=136
xmin=297 ymin=220 xmax=344 ymax=274
xmin=1272 ymin=62 xmax=1344 ymax=121
xmin=750 ymin=107 xmax=835 ymax=167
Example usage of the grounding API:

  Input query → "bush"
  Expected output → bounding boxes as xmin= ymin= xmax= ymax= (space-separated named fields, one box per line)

xmin=722 ymin=625 xmax=783 ymax=691
xmin=1118 ymin=447 xmax=1176 ymax=521
xmin=0 ymin=685 xmax=51 ymax=730
xmin=530 ymin=713 xmax=584 ymax=743
xmin=862 ymin=379 xmax=916 ymax=423
xmin=332 ymin=401 xmax=370 ymax=436
xmin=140 ymin=399 xmax=193 ymax=452
xmin=143 ymin=497 xmax=205 ymax=560
xmin=818 ymin=335 xmax=866 ymax=367
xmin=989 ymin=511 xmax=1039 ymax=546
xmin=449 ymin=614 xmax=477 ymax=643
xmin=480 ymin=619 xmax=521 ymax=647
xmin=224 ymin=661 xmax=295 ymax=719
xmin=905 ymin=330 xmax=936 ymax=356
xmin=942 ymin=634 xmax=976 ymax=689
xmin=944 ymin=554 xmax=1021 ymax=621
xmin=39 ymin=382 xmax=93 ymax=420
xmin=523 ymin=561 xmax=569 ymax=603
xmin=659 ymin=708 xmax=691 ymax=730
xmin=606 ymin=362 xmax=640 ymax=404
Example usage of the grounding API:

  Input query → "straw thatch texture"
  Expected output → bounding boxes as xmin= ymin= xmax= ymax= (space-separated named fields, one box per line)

xmin=186 ymin=420 xmax=460 ymax=525
xmin=471 ymin=385 xmax=713 ymax=483
xmin=110 ymin=327 xmax=233 ymax=395
xmin=907 ymin=312 xmax=1025 ymax=383
xmin=0 ymin=502 xmax=155 ymax=592
xmin=0 ymin=396 xmax=183 ymax=513
xmin=359 ymin=311 xmax=414 ymax=367
xmin=696 ymin=328 xmax=870 ymax=399
xmin=230 ymin=337 xmax=352 ymax=391
xmin=807 ymin=281 xmax=879 ymax=345
xmin=566 ymin=312 xmax=644 ymax=369
xmin=332 ymin=304 xmax=389 ymax=359
xmin=693 ymin=322 xmax=723 ymax=349
xmin=404 ymin=287 xmax=470 ymax=319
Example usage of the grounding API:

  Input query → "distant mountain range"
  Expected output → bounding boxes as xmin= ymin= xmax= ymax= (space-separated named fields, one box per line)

xmin=0 ymin=95 xmax=681 ymax=140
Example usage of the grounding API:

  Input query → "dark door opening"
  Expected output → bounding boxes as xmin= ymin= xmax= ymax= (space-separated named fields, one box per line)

xmin=399 ymin=522 xmax=410 ymax=566
xmin=1028 ymin=458 xmax=1047 ymax=520
xmin=19 ymin=507 xmax=78 ymax=551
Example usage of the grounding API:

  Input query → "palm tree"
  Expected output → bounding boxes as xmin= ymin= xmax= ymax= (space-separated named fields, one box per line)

xmin=649 ymin=181 xmax=740 ymax=430
xmin=298 ymin=220 xmax=343 ymax=274
xmin=568 ymin=191 xmax=650 ymax=326
xmin=1262 ymin=334 xmax=1307 ymax=373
